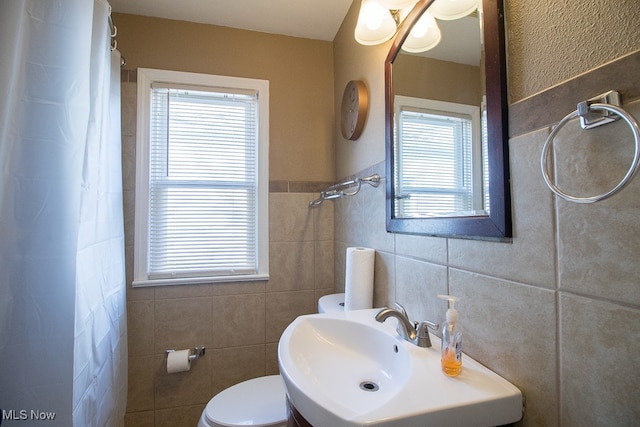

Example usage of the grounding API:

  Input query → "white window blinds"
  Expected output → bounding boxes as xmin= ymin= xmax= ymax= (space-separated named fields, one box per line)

xmin=395 ymin=106 xmax=474 ymax=216
xmin=481 ymin=100 xmax=491 ymax=214
xmin=149 ymin=87 xmax=258 ymax=278
xmin=134 ymin=69 xmax=269 ymax=286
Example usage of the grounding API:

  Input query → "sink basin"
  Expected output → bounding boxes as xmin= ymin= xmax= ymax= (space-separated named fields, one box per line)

xmin=278 ymin=308 xmax=522 ymax=426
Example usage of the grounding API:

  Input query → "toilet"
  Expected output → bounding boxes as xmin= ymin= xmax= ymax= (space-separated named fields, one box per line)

xmin=317 ymin=292 xmax=345 ymax=314
xmin=197 ymin=293 xmax=345 ymax=427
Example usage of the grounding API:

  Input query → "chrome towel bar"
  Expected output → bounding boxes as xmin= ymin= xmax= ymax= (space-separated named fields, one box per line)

xmin=309 ymin=173 xmax=381 ymax=206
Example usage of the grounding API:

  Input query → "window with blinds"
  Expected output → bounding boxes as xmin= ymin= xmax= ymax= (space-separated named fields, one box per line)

xmin=134 ymin=69 xmax=269 ymax=286
xmin=394 ymin=96 xmax=482 ymax=217
xmin=481 ymin=98 xmax=491 ymax=214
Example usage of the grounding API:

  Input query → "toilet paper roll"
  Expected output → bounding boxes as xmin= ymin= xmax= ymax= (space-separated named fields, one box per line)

xmin=344 ymin=247 xmax=375 ymax=311
xmin=167 ymin=349 xmax=191 ymax=374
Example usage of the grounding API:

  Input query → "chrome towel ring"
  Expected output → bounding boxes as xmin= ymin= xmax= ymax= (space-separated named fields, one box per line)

xmin=541 ymin=92 xmax=640 ymax=204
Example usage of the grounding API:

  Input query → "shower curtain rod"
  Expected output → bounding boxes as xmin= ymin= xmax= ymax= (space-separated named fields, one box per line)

xmin=108 ymin=9 xmax=126 ymax=67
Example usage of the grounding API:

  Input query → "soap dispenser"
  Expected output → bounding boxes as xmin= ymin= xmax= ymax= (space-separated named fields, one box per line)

xmin=438 ymin=294 xmax=462 ymax=377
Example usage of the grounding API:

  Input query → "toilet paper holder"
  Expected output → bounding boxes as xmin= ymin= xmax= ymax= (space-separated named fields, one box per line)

xmin=166 ymin=346 xmax=206 ymax=361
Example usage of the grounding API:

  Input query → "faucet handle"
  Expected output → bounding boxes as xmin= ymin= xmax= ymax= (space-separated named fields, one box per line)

xmin=394 ymin=303 xmax=413 ymax=339
xmin=416 ymin=320 xmax=440 ymax=348
xmin=419 ymin=320 xmax=439 ymax=331
xmin=394 ymin=302 xmax=409 ymax=319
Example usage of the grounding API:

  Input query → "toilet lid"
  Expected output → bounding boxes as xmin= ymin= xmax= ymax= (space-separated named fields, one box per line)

xmin=204 ymin=375 xmax=287 ymax=427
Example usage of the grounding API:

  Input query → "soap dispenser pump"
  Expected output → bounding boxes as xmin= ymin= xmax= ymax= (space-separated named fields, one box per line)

xmin=438 ymin=294 xmax=462 ymax=377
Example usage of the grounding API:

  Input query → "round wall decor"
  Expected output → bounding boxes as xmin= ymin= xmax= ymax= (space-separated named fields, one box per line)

xmin=340 ymin=80 xmax=368 ymax=140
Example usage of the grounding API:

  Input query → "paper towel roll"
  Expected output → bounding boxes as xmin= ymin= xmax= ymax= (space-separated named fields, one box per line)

xmin=167 ymin=349 xmax=191 ymax=374
xmin=344 ymin=247 xmax=375 ymax=311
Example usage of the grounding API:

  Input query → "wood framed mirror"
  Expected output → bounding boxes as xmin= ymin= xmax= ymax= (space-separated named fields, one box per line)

xmin=385 ymin=0 xmax=511 ymax=239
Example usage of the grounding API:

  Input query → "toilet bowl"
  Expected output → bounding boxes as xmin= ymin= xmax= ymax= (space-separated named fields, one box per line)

xmin=197 ymin=293 xmax=345 ymax=427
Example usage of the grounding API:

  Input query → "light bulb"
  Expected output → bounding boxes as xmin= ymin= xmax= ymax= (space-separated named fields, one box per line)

xmin=355 ymin=0 xmax=397 ymax=45
xmin=362 ymin=1 xmax=384 ymax=30
xmin=410 ymin=17 xmax=430 ymax=38
xmin=402 ymin=12 xmax=441 ymax=53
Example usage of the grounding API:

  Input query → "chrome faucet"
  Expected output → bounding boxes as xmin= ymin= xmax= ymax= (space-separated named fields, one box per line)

xmin=375 ymin=303 xmax=439 ymax=348
xmin=375 ymin=306 xmax=418 ymax=341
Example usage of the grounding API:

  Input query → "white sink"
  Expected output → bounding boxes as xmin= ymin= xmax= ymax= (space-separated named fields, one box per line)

xmin=278 ymin=308 xmax=522 ymax=427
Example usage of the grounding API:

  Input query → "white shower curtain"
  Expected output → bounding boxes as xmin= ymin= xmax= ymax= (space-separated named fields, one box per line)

xmin=0 ymin=0 xmax=127 ymax=425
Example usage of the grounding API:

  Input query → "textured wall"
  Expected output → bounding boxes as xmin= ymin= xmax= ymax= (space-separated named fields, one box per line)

xmin=505 ymin=0 xmax=640 ymax=101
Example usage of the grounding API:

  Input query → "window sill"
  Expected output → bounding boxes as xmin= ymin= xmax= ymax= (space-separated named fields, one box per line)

xmin=132 ymin=273 xmax=269 ymax=287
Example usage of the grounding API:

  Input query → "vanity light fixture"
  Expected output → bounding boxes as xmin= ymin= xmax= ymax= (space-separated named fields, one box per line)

xmin=355 ymin=0 xmax=478 ymax=52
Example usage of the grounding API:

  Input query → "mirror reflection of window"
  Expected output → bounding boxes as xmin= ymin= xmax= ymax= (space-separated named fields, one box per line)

xmin=481 ymin=97 xmax=490 ymax=213
xmin=385 ymin=0 xmax=511 ymax=238
xmin=394 ymin=96 xmax=485 ymax=218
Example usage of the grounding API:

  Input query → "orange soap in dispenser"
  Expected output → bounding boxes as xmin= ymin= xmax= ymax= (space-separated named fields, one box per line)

xmin=438 ymin=295 xmax=462 ymax=377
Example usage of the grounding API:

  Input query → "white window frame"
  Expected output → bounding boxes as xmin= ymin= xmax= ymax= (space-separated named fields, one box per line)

xmin=133 ymin=68 xmax=269 ymax=287
xmin=394 ymin=95 xmax=482 ymax=216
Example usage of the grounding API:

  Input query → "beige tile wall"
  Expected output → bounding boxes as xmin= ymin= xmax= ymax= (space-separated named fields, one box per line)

xmin=334 ymin=99 xmax=640 ymax=426
xmin=121 ymin=76 xmax=335 ymax=426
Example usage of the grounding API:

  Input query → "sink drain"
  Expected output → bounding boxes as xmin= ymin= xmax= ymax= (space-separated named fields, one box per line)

xmin=359 ymin=381 xmax=379 ymax=392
